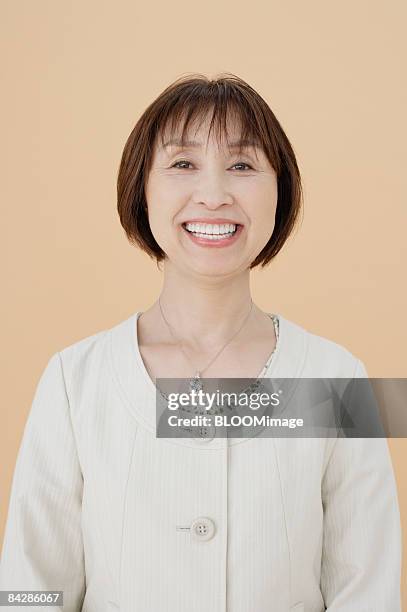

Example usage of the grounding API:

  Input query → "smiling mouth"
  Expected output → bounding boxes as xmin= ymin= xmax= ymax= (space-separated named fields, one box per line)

xmin=181 ymin=222 xmax=242 ymax=240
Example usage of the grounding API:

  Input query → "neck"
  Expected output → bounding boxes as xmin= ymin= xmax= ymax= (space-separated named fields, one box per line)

xmin=149 ymin=262 xmax=261 ymax=347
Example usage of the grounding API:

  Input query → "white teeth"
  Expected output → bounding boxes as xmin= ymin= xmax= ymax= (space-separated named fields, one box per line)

xmin=191 ymin=232 xmax=234 ymax=240
xmin=184 ymin=222 xmax=237 ymax=235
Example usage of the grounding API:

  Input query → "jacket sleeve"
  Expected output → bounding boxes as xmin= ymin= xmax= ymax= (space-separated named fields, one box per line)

xmin=320 ymin=359 xmax=402 ymax=611
xmin=0 ymin=352 xmax=86 ymax=611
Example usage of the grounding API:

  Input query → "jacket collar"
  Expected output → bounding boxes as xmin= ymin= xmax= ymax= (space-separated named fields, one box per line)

xmin=108 ymin=311 xmax=309 ymax=447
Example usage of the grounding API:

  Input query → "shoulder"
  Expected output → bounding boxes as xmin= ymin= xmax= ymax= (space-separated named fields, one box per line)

xmin=58 ymin=325 xmax=110 ymax=372
xmin=55 ymin=312 xmax=134 ymax=389
xmin=278 ymin=314 xmax=367 ymax=377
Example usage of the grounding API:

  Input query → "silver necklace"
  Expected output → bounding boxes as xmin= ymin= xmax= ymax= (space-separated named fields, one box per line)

xmin=153 ymin=310 xmax=280 ymax=417
xmin=158 ymin=296 xmax=254 ymax=393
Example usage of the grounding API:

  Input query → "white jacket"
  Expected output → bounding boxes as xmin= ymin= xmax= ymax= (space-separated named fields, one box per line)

xmin=0 ymin=311 xmax=402 ymax=611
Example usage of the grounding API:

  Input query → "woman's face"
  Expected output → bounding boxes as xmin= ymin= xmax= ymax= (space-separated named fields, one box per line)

xmin=145 ymin=115 xmax=278 ymax=277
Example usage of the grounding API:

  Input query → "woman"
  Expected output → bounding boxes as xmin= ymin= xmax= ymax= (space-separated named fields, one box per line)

xmin=0 ymin=74 xmax=401 ymax=611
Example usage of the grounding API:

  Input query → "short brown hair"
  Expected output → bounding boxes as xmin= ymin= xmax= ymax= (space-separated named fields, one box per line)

xmin=117 ymin=73 xmax=303 ymax=269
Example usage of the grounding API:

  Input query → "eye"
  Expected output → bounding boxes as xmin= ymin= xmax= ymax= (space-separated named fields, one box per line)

xmin=171 ymin=159 xmax=192 ymax=169
xmin=231 ymin=162 xmax=253 ymax=171
xmin=170 ymin=160 xmax=254 ymax=171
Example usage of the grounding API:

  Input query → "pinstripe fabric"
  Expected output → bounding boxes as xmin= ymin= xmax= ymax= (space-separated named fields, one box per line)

xmin=0 ymin=312 xmax=401 ymax=611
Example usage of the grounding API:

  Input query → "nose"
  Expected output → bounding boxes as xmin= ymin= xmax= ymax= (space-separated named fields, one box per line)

xmin=192 ymin=168 xmax=234 ymax=209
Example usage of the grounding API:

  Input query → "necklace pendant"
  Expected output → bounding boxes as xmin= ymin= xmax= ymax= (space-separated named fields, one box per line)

xmin=189 ymin=372 xmax=203 ymax=392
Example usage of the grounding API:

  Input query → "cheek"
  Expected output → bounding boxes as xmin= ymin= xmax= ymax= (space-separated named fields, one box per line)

xmin=245 ymin=210 xmax=276 ymax=257
xmin=249 ymin=194 xmax=277 ymax=235
xmin=146 ymin=180 xmax=191 ymax=239
xmin=252 ymin=219 xmax=276 ymax=251
xmin=243 ymin=177 xmax=277 ymax=215
xmin=146 ymin=177 xmax=184 ymax=216
xmin=147 ymin=204 xmax=180 ymax=252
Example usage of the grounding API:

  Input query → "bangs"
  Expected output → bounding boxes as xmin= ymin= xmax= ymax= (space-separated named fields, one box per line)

xmin=154 ymin=77 xmax=281 ymax=171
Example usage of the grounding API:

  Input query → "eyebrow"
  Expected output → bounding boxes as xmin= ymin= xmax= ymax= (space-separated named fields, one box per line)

xmin=161 ymin=138 xmax=261 ymax=150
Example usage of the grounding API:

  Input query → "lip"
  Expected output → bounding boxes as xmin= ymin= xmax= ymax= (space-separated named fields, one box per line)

xmin=181 ymin=222 xmax=244 ymax=248
xmin=181 ymin=217 xmax=243 ymax=225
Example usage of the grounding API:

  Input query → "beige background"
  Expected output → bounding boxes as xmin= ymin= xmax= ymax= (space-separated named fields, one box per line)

xmin=1 ymin=0 xmax=406 ymax=605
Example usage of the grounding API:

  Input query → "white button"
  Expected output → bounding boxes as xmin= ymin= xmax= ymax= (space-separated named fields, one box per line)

xmin=190 ymin=517 xmax=216 ymax=542
xmin=193 ymin=425 xmax=216 ymax=442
